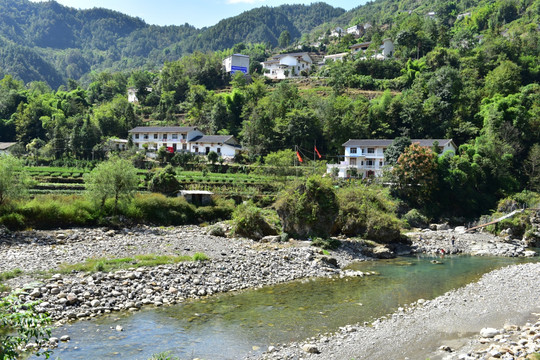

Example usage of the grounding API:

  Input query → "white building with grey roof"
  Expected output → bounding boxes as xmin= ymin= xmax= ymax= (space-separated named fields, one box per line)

xmin=128 ymin=126 xmax=242 ymax=159
xmin=328 ymin=139 xmax=457 ymax=178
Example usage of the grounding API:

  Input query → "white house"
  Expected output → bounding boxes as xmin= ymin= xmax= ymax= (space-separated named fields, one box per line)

xmin=346 ymin=24 xmax=364 ymax=37
xmin=330 ymin=27 xmax=344 ymax=37
xmin=128 ymin=127 xmax=242 ymax=159
xmin=327 ymin=139 xmax=457 ymax=178
xmin=127 ymin=87 xmax=139 ymax=103
xmin=262 ymin=52 xmax=313 ymax=79
xmin=223 ymin=54 xmax=250 ymax=74
xmin=0 ymin=142 xmax=17 ymax=154
xmin=323 ymin=52 xmax=350 ymax=62
xmin=350 ymin=39 xmax=394 ymax=60
xmin=189 ymin=135 xmax=242 ymax=158
xmin=129 ymin=126 xmax=204 ymax=153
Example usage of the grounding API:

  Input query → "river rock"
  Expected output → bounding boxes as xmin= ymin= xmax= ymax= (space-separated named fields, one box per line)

xmin=60 ymin=335 xmax=70 ymax=342
xmin=302 ymin=344 xmax=320 ymax=354
xmin=480 ymin=327 xmax=500 ymax=338
xmin=371 ymin=245 xmax=395 ymax=259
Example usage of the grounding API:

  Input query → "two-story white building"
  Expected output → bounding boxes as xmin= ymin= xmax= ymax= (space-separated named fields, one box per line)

xmin=223 ymin=54 xmax=250 ymax=75
xmin=128 ymin=126 xmax=242 ymax=159
xmin=330 ymin=27 xmax=344 ymax=37
xmin=350 ymin=39 xmax=394 ymax=59
xmin=262 ymin=52 xmax=314 ymax=79
xmin=327 ymin=139 xmax=457 ymax=178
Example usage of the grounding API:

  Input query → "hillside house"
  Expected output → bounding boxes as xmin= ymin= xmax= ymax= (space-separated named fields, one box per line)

xmin=127 ymin=87 xmax=139 ymax=103
xmin=0 ymin=142 xmax=17 ymax=154
xmin=188 ymin=134 xmax=242 ymax=158
xmin=223 ymin=54 xmax=250 ymax=74
xmin=327 ymin=139 xmax=456 ymax=178
xmin=346 ymin=24 xmax=364 ymax=37
xmin=330 ymin=27 xmax=344 ymax=37
xmin=262 ymin=52 xmax=313 ymax=79
xmin=323 ymin=53 xmax=349 ymax=62
xmin=350 ymin=39 xmax=394 ymax=60
xmin=128 ymin=126 xmax=242 ymax=159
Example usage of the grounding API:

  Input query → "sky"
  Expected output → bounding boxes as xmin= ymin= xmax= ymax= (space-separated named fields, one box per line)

xmin=30 ymin=0 xmax=366 ymax=29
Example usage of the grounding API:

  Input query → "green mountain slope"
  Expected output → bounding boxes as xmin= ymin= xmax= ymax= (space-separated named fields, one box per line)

xmin=0 ymin=0 xmax=344 ymax=87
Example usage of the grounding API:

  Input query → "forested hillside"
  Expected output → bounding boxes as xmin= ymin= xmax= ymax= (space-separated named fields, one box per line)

xmin=0 ymin=0 xmax=343 ymax=87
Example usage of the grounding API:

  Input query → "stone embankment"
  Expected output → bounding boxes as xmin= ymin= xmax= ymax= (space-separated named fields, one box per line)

xmin=251 ymin=262 xmax=540 ymax=360
xmin=408 ymin=227 xmax=537 ymax=257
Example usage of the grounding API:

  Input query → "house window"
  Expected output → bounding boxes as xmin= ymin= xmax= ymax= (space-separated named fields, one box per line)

xmin=350 ymin=147 xmax=357 ymax=154
xmin=172 ymin=134 xmax=178 ymax=140
xmin=379 ymin=161 xmax=383 ymax=166
xmin=205 ymin=147 xmax=210 ymax=155
xmin=350 ymin=158 xmax=357 ymax=166
xmin=162 ymin=134 xmax=167 ymax=140
xmin=182 ymin=144 xmax=187 ymax=150
xmin=366 ymin=160 xmax=374 ymax=167
xmin=154 ymin=134 xmax=158 ymax=139
xmin=367 ymin=148 xmax=375 ymax=154
xmin=163 ymin=143 xmax=167 ymax=148
xmin=194 ymin=146 xmax=199 ymax=153
xmin=217 ymin=148 xmax=221 ymax=154
xmin=143 ymin=134 xmax=148 ymax=140
xmin=135 ymin=134 xmax=139 ymax=139
xmin=182 ymin=134 xmax=186 ymax=140
xmin=361 ymin=161 xmax=364 ymax=165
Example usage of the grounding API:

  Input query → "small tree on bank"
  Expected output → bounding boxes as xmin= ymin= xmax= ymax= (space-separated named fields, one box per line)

xmin=84 ymin=156 xmax=139 ymax=212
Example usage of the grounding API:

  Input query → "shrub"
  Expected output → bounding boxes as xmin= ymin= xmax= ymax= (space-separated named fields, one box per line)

xmin=275 ymin=176 xmax=339 ymax=238
xmin=148 ymin=165 xmax=181 ymax=196
xmin=0 ymin=213 xmax=26 ymax=231
xmin=231 ymin=201 xmax=277 ymax=240
xmin=403 ymin=209 xmax=429 ymax=229
xmin=208 ymin=224 xmax=226 ymax=237
xmin=18 ymin=195 xmax=96 ymax=229
xmin=311 ymin=237 xmax=340 ymax=250
xmin=125 ymin=193 xmax=196 ymax=225
xmin=335 ymin=186 xmax=401 ymax=243
xmin=192 ymin=252 xmax=209 ymax=261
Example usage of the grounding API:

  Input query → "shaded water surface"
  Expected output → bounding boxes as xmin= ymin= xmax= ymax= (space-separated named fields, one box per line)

xmin=48 ymin=255 xmax=536 ymax=360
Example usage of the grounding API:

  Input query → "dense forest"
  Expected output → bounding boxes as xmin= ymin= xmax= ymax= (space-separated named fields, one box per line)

xmin=0 ymin=0 xmax=343 ymax=87
xmin=0 ymin=0 xmax=538 ymax=220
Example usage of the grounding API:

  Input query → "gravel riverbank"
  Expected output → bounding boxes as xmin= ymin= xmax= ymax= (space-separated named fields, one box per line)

xmin=252 ymin=262 xmax=540 ymax=360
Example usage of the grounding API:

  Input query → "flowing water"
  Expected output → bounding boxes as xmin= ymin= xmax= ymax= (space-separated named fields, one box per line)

xmin=47 ymin=255 xmax=537 ymax=360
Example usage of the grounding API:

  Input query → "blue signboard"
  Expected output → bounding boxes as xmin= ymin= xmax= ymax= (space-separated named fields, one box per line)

xmin=231 ymin=66 xmax=248 ymax=74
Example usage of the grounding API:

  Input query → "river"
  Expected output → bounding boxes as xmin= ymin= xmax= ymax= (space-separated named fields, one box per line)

xmin=46 ymin=254 xmax=537 ymax=360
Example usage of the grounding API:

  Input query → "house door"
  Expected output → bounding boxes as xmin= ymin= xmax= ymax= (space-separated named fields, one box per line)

xmin=205 ymin=147 xmax=210 ymax=155
xmin=173 ymin=144 xmax=177 ymax=152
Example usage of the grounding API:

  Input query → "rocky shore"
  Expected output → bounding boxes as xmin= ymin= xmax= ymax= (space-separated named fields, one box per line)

xmin=408 ymin=228 xmax=538 ymax=257
xmin=0 ymin=226 xmax=373 ymax=326
xmin=251 ymin=262 xmax=540 ymax=360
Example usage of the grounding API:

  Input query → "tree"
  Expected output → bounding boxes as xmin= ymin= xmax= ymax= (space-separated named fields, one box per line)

xmin=274 ymin=176 xmax=339 ymax=238
xmin=524 ymin=144 xmax=540 ymax=191
xmin=264 ymin=149 xmax=295 ymax=176
xmin=0 ymin=155 xmax=30 ymax=206
xmin=278 ymin=30 xmax=291 ymax=48
xmin=384 ymin=137 xmax=411 ymax=165
xmin=0 ymin=291 xmax=52 ymax=360
xmin=392 ymin=143 xmax=438 ymax=207
xmin=207 ymin=150 xmax=219 ymax=165
xmin=84 ymin=156 xmax=139 ymax=212
xmin=148 ymin=165 xmax=180 ymax=196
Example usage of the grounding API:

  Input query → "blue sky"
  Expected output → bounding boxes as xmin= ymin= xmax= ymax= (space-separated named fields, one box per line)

xmin=31 ymin=0 xmax=366 ymax=28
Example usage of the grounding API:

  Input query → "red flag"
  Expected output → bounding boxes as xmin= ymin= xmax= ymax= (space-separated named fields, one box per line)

xmin=296 ymin=151 xmax=303 ymax=163
xmin=314 ymin=146 xmax=322 ymax=159
xmin=166 ymin=147 xmax=174 ymax=153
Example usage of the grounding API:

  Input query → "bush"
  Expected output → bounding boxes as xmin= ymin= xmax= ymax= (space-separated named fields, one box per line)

xmin=311 ymin=237 xmax=340 ymax=250
xmin=403 ymin=209 xmax=429 ymax=229
xmin=125 ymin=193 xmax=196 ymax=225
xmin=0 ymin=213 xmax=26 ymax=231
xmin=231 ymin=202 xmax=277 ymax=240
xmin=148 ymin=165 xmax=181 ymax=196
xmin=18 ymin=195 xmax=96 ymax=229
xmin=192 ymin=252 xmax=209 ymax=261
xmin=335 ymin=186 xmax=401 ymax=243
xmin=208 ymin=224 xmax=226 ymax=237
xmin=275 ymin=176 xmax=339 ymax=238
